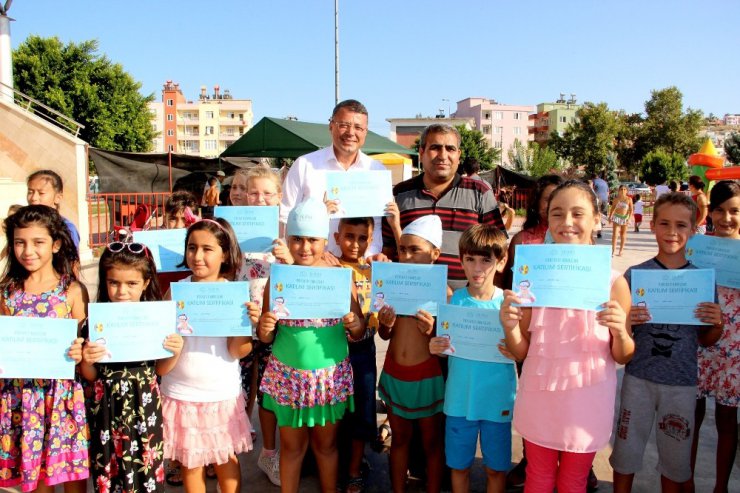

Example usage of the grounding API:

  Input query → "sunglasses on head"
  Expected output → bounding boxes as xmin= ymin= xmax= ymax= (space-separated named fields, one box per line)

xmin=107 ymin=242 xmax=150 ymax=257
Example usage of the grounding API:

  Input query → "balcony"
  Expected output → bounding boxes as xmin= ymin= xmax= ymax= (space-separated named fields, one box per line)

xmin=219 ymin=118 xmax=248 ymax=126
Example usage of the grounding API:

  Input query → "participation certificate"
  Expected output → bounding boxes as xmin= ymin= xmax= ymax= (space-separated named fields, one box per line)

xmin=268 ymin=264 xmax=352 ymax=319
xmin=133 ymin=229 xmax=187 ymax=272
xmin=325 ymin=170 xmax=393 ymax=218
xmin=88 ymin=301 xmax=176 ymax=362
xmin=686 ymin=234 xmax=740 ymax=288
xmin=631 ymin=269 xmax=715 ymax=325
xmin=437 ymin=304 xmax=513 ymax=364
xmin=0 ymin=317 xmax=77 ymax=379
xmin=170 ymin=282 xmax=251 ymax=336
xmin=213 ymin=206 xmax=279 ymax=252
xmin=512 ymin=244 xmax=612 ymax=311
xmin=370 ymin=262 xmax=448 ymax=316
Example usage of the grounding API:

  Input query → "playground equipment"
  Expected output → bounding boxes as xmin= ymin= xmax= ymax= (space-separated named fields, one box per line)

xmin=688 ymin=139 xmax=740 ymax=186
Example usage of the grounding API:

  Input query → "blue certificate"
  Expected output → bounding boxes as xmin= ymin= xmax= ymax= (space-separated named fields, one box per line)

xmin=214 ymin=206 xmax=279 ymax=252
xmin=438 ymin=304 xmax=513 ymax=364
xmin=0 ymin=316 xmax=77 ymax=379
xmin=512 ymin=244 xmax=612 ymax=311
xmin=631 ymin=269 xmax=715 ymax=325
xmin=88 ymin=301 xmax=176 ymax=362
xmin=269 ymin=264 xmax=352 ymax=319
xmin=325 ymin=170 xmax=393 ymax=218
xmin=687 ymin=235 xmax=740 ymax=288
xmin=370 ymin=262 xmax=448 ymax=316
xmin=170 ymin=282 xmax=250 ymax=336
xmin=133 ymin=229 xmax=188 ymax=272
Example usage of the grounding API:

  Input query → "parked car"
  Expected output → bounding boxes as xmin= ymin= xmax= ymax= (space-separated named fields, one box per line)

xmin=620 ymin=181 xmax=651 ymax=197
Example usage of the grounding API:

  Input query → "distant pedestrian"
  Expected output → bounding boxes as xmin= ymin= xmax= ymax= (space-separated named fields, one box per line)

xmin=591 ymin=173 xmax=609 ymax=238
xmin=689 ymin=175 xmax=709 ymax=234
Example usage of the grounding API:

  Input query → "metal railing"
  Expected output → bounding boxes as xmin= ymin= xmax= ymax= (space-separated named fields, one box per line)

xmin=87 ymin=192 xmax=171 ymax=247
xmin=0 ymin=81 xmax=85 ymax=138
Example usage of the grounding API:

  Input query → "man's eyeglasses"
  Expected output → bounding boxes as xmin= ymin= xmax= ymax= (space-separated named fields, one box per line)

xmin=330 ymin=120 xmax=367 ymax=134
xmin=107 ymin=242 xmax=150 ymax=258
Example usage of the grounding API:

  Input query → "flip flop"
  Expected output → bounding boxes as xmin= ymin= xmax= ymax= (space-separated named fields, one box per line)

xmin=165 ymin=464 xmax=183 ymax=487
xmin=206 ymin=464 xmax=217 ymax=479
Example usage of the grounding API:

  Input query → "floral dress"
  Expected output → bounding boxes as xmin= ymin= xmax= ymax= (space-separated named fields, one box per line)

xmin=697 ymin=286 xmax=740 ymax=407
xmin=88 ymin=361 xmax=164 ymax=493
xmin=0 ymin=281 xmax=90 ymax=492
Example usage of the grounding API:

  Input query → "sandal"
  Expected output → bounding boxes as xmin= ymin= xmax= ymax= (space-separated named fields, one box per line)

xmin=165 ymin=463 xmax=183 ymax=487
xmin=345 ymin=476 xmax=364 ymax=493
xmin=205 ymin=464 xmax=217 ymax=479
xmin=372 ymin=423 xmax=391 ymax=453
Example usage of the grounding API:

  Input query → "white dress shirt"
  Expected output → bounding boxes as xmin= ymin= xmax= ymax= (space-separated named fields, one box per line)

xmin=280 ymin=146 xmax=387 ymax=256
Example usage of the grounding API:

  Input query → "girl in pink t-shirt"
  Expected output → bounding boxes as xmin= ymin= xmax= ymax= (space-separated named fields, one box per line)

xmin=500 ymin=180 xmax=634 ymax=493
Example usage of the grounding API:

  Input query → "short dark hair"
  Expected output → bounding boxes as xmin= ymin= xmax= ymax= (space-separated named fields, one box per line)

xmin=165 ymin=191 xmax=197 ymax=217
xmin=463 ymin=157 xmax=480 ymax=175
xmin=331 ymin=99 xmax=368 ymax=118
xmin=419 ymin=123 xmax=461 ymax=149
xmin=688 ymin=175 xmax=705 ymax=191
xmin=27 ymin=169 xmax=64 ymax=193
xmin=523 ymin=174 xmax=565 ymax=230
xmin=709 ymin=180 xmax=740 ymax=212
xmin=338 ymin=217 xmax=374 ymax=230
xmin=459 ymin=224 xmax=507 ymax=261
xmin=653 ymin=192 xmax=697 ymax=228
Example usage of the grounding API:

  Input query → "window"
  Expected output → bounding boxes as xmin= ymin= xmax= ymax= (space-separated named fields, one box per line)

xmin=166 ymin=99 xmax=174 ymax=107
xmin=227 ymin=112 xmax=235 ymax=119
xmin=494 ymin=141 xmax=503 ymax=149
xmin=559 ymin=116 xmax=567 ymax=123
xmin=483 ymin=112 xmax=491 ymax=120
xmin=204 ymin=140 xmax=217 ymax=151
xmin=494 ymin=111 xmax=503 ymax=120
xmin=167 ymin=129 xmax=174 ymax=136
xmin=166 ymin=114 xmax=173 ymax=121
xmin=168 ymin=144 xmax=174 ymax=151
xmin=482 ymin=125 xmax=491 ymax=134
xmin=205 ymin=111 xmax=214 ymax=119
xmin=239 ymin=113 xmax=244 ymax=120
xmin=513 ymin=112 xmax=521 ymax=120
xmin=205 ymin=126 xmax=215 ymax=135
xmin=494 ymin=126 xmax=503 ymax=134
xmin=513 ymin=127 xmax=521 ymax=135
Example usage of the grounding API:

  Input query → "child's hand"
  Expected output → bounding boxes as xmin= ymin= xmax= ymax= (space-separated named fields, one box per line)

xmin=500 ymin=290 xmax=524 ymax=331
xmin=323 ymin=192 xmax=340 ymax=215
xmin=378 ymin=305 xmax=397 ymax=328
xmin=246 ymin=301 xmax=261 ymax=325
xmin=596 ymin=300 xmax=629 ymax=340
xmin=416 ymin=309 xmax=435 ymax=336
xmin=366 ymin=252 xmax=390 ymax=263
xmin=695 ymin=302 xmax=722 ymax=327
xmin=429 ymin=336 xmax=451 ymax=355
xmin=68 ymin=337 xmax=85 ymax=364
xmin=385 ymin=201 xmax=401 ymax=230
xmin=260 ymin=311 xmax=279 ymax=335
xmin=163 ymin=333 xmax=184 ymax=356
xmin=272 ymin=239 xmax=294 ymax=265
xmin=497 ymin=339 xmax=517 ymax=361
xmin=343 ymin=312 xmax=362 ymax=336
xmin=630 ymin=304 xmax=651 ymax=325
xmin=82 ymin=340 xmax=108 ymax=365
xmin=321 ymin=251 xmax=342 ymax=267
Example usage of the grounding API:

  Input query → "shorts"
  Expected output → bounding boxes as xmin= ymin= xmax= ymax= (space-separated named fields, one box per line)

xmin=345 ymin=339 xmax=377 ymax=441
xmin=634 ymin=213 xmax=643 ymax=223
xmin=445 ymin=415 xmax=511 ymax=472
xmin=378 ymin=356 xmax=444 ymax=420
xmin=609 ymin=374 xmax=696 ymax=482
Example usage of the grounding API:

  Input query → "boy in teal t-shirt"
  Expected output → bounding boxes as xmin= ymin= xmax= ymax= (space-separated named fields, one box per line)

xmin=430 ymin=224 xmax=517 ymax=493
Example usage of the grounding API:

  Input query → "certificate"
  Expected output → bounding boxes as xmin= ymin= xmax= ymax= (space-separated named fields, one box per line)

xmin=133 ymin=229 xmax=188 ymax=272
xmin=214 ymin=206 xmax=279 ymax=252
xmin=0 ymin=316 xmax=77 ymax=379
xmin=370 ymin=262 xmax=448 ymax=316
xmin=88 ymin=301 xmax=176 ymax=362
xmin=687 ymin=235 xmax=740 ymax=288
xmin=438 ymin=304 xmax=513 ymax=364
xmin=170 ymin=282 xmax=250 ymax=336
xmin=512 ymin=244 xmax=612 ymax=311
xmin=325 ymin=170 xmax=393 ymax=218
xmin=269 ymin=264 xmax=352 ymax=319
xmin=631 ymin=269 xmax=715 ymax=325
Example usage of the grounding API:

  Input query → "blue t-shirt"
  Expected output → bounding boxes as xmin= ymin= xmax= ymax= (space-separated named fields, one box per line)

xmin=443 ymin=287 xmax=517 ymax=422
xmin=63 ymin=216 xmax=80 ymax=250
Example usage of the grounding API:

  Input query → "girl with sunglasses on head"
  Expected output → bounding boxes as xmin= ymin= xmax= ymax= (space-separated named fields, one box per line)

xmin=79 ymin=241 xmax=184 ymax=493
xmin=0 ymin=205 xmax=90 ymax=493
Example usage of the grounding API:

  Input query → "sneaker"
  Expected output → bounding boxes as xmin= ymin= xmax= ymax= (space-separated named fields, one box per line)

xmin=258 ymin=451 xmax=281 ymax=486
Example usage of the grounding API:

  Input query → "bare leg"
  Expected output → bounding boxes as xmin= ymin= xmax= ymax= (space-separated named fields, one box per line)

xmin=451 ymin=468 xmax=470 ymax=493
xmin=619 ymin=225 xmax=627 ymax=254
xmin=388 ymin=412 xmax=413 ymax=493
xmin=181 ymin=465 xmax=206 ymax=493
xmin=348 ymin=438 xmax=366 ymax=479
xmin=61 ymin=480 xmax=87 ymax=493
xmin=33 ymin=482 xmax=55 ymax=493
xmin=418 ymin=413 xmax=444 ymax=493
xmin=613 ymin=471 xmax=635 ymax=493
xmin=661 ymin=474 xmax=687 ymax=493
xmin=485 ymin=467 xmax=506 ymax=493
xmin=309 ymin=422 xmax=339 ymax=493
xmin=279 ymin=426 xmax=310 ymax=493
xmin=259 ymin=406 xmax=278 ymax=451
xmin=612 ymin=224 xmax=618 ymax=255
xmin=214 ymin=455 xmax=241 ymax=493
xmin=713 ymin=403 xmax=738 ymax=493
xmin=686 ymin=397 xmax=706 ymax=493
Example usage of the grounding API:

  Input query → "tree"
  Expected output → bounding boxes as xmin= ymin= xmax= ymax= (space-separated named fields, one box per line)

xmin=13 ymin=36 xmax=155 ymax=151
xmin=549 ymin=102 xmax=622 ymax=177
xmin=507 ymin=139 xmax=563 ymax=177
xmin=640 ymin=150 xmax=688 ymax=185
xmin=725 ymin=133 xmax=740 ymax=165
xmin=412 ymin=125 xmax=500 ymax=170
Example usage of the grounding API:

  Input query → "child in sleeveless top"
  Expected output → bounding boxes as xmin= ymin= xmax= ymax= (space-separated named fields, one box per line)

xmin=253 ymin=198 xmax=365 ymax=492
xmin=0 ymin=205 xmax=89 ymax=493
xmin=500 ymin=180 xmax=634 ymax=493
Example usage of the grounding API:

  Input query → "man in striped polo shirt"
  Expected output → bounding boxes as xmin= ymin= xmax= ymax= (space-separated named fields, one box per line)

xmin=382 ymin=123 xmax=506 ymax=290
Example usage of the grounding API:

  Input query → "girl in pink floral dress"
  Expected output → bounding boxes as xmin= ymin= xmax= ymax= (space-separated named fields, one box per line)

xmin=0 ymin=205 xmax=89 ymax=493
xmin=693 ymin=180 xmax=740 ymax=492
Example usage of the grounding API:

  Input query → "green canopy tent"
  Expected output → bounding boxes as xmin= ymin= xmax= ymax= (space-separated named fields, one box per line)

xmin=220 ymin=116 xmax=416 ymax=159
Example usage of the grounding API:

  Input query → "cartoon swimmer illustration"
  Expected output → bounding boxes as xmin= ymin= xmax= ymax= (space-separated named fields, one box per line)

xmin=516 ymin=280 xmax=536 ymax=304
xmin=372 ymin=292 xmax=386 ymax=311
xmin=272 ymin=297 xmax=291 ymax=318
xmin=176 ymin=314 xmax=194 ymax=335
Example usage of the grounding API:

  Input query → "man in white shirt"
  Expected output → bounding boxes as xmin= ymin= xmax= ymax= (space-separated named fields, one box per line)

xmin=654 ymin=181 xmax=670 ymax=198
xmin=280 ymin=99 xmax=388 ymax=256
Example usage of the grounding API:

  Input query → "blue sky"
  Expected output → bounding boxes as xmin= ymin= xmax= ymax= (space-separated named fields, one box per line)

xmin=8 ymin=0 xmax=740 ymax=135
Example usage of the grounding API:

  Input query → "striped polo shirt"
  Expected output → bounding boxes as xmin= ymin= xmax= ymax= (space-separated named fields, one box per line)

xmin=382 ymin=173 xmax=506 ymax=289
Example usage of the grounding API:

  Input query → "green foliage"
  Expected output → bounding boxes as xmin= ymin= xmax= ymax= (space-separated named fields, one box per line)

xmin=724 ymin=133 xmax=740 ymax=165
xmin=13 ymin=36 xmax=155 ymax=152
xmin=549 ymin=102 xmax=622 ymax=177
xmin=640 ymin=150 xmax=688 ymax=186
xmin=412 ymin=125 xmax=500 ymax=171
xmin=507 ymin=139 xmax=563 ymax=177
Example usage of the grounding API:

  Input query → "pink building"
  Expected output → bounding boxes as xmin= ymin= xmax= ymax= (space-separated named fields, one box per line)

xmin=724 ymin=114 xmax=740 ymax=126
xmin=454 ymin=97 xmax=534 ymax=166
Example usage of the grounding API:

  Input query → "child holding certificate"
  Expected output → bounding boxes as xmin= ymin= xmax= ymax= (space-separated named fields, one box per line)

xmin=500 ymin=180 xmax=634 ymax=493
xmin=610 ymin=192 xmax=723 ymax=492
xmin=0 ymin=205 xmax=89 ymax=493
xmin=233 ymin=165 xmax=292 ymax=486
xmin=80 ymin=243 xmax=184 ymax=493
xmin=429 ymin=224 xmax=516 ymax=493
xmin=160 ymin=218 xmax=253 ymax=493
xmin=693 ymin=180 xmax=740 ymax=492
xmin=255 ymin=198 xmax=364 ymax=492
xmin=377 ymin=215 xmax=446 ymax=493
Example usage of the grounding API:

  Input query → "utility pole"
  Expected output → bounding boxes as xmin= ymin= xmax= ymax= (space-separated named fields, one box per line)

xmin=334 ymin=0 xmax=339 ymax=105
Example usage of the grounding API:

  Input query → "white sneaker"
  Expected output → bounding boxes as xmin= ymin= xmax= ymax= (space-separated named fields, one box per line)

xmin=257 ymin=451 xmax=281 ymax=486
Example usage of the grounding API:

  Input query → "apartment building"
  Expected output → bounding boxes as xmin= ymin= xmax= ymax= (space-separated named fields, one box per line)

xmin=386 ymin=115 xmax=475 ymax=148
xmin=529 ymin=94 xmax=581 ymax=145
